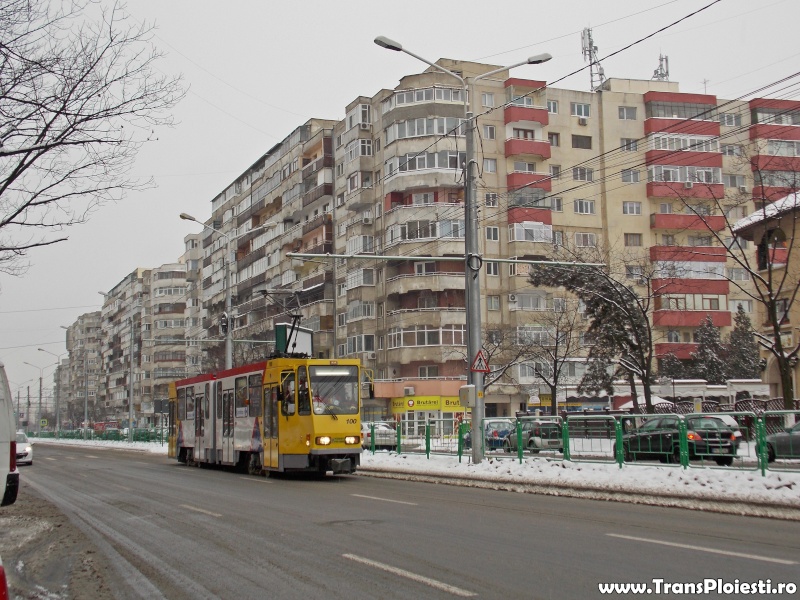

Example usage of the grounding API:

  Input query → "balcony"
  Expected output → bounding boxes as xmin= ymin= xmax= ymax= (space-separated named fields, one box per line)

xmin=655 ymin=342 xmax=698 ymax=360
xmin=647 ymin=181 xmax=724 ymax=200
xmin=650 ymin=213 xmax=726 ymax=231
xmin=504 ymin=105 xmax=548 ymax=127
xmin=645 ymin=150 xmax=722 ymax=168
xmin=653 ymin=310 xmax=731 ymax=328
xmin=505 ymin=138 xmax=551 ymax=160
xmin=507 ymin=172 xmax=552 ymax=192
xmin=652 ymin=278 xmax=729 ymax=295
xmin=302 ymin=182 xmax=332 ymax=207
xmin=301 ymin=154 xmax=333 ymax=180
xmin=751 ymin=154 xmax=800 ymax=173
xmin=508 ymin=207 xmax=552 ymax=226
xmin=385 ymin=273 xmax=465 ymax=296
xmin=749 ymin=123 xmax=800 ymax=142
xmin=644 ymin=119 xmax=719 ymax=136
xmin=375 ymin=377 xmax=466 ymax=401
xmin=650 ymin=245 xmax=727 ymax=262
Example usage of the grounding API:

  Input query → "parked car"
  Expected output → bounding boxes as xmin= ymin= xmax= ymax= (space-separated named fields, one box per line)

xmin=361 ymin=422 xmax=396 ymax=450
xmin=614 ymin=415 xmax=738 ymax=466
xmin=15 ymin=432 xmax=32 ymax=466
xmin=465 ymin=419 xmax=515 ymax=451
xmin=763 ymin=421 xmax=800 ymax=462
xmin=502 ymin=420 xmax=563 ymax=453
xmin=0 ymin=360 xmax=19 ymax=506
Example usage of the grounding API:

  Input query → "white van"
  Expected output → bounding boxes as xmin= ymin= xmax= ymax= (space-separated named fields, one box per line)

xmin=0 ymin=360 xmax=19 ymax=506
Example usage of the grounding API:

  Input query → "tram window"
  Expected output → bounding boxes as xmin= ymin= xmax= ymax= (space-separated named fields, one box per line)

xmin=216 ymin=382 xmax=222 ymax=417
xmin=281 ymin=372 xmax=296 ymax=416
xmin=270 ymin=387 xmax=279 ymax=435
xmin=235 ymin=376 xmax=248 ymax=418
xmin=263 ymin=387 xmax=272 ymax=437
xmin=186 ymin=389 xmax=195 ymax=420
xmin=248 ymin=374 xmax=262 ymax=418
xmin=205 ymin=384 xmax=211 ymax=418
xmin=297 ymin=366 xmax=310 ymax=415
xmin=177 ymin=388 xmax=186 ymax=420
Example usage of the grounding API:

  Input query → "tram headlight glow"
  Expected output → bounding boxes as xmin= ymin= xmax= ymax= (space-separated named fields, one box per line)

xmin=345 ymin=436 xmax=358 ymax=445
xmin=316 ymin=436 xmax=332 ymax=445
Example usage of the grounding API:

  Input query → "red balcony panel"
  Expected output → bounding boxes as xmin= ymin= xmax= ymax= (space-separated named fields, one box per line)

xmin=650 ymin=213 xmax=726 ymax=231
xmin=652 ymin=278 xmax=729 ymax=295
xmin=504 ymin=105 xmax=549 ymax=126
xmin=644 ymin=91 xmax=717 ymax=105
xmin=505 ymin=78 xmax=547 ymax=90
xmin=653 ymin=310 xmax=731 ymax=328
xmin=749 ymin=124 xmax=800 ymax=142
xmin=649 ymin=245 xmax=727 ymax=262
xmin=507 ymin=172 xmax=552 ymax=192
xmin=645 ymin=150 xmax=722 ymax=168
xmin=647 ymin=182 xmax=724 ymax=200
xmin=753 ymin=186 xmax=795 ymax=202
xmin=751 ymin=154 xmax=800 ymax=172
xmin=771 ymin=248 xmax=788 ymax=264
xmin=644 ymin=119 xmax=720 ymax=136
xmin=655 ymin=342 xmax=698 ymax=360
xmin=750 ymin=98 xmax=800 ymax=111
xmin=505 ymin=138 xmax=551 ymax=159
xmin=508 ymin=207 xmax=552 ymax=225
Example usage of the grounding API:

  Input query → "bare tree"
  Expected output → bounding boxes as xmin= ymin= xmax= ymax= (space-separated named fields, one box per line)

xmin=0 ymin=0 xmax=184 ymax=274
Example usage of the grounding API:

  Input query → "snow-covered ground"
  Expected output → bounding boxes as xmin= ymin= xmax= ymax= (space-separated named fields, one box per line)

xmin=31 ymin=436 xmax=800 ymax=517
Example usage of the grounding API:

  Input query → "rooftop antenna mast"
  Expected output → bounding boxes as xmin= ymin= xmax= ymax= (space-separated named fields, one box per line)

xmin=581 ymin=27 xmax=606 ymax=91
xmin=652 ymin=54 xmax=670 ymax=81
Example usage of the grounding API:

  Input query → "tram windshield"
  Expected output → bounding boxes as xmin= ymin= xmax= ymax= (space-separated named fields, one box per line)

xmin=309 ymin=365 xmax=360 ymax=416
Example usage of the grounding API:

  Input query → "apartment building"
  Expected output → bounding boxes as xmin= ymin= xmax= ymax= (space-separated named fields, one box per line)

xmin=62 ymin=59 xmax=799 ymax=426
xmin=62 ymin=311 xmax=101 ymax=428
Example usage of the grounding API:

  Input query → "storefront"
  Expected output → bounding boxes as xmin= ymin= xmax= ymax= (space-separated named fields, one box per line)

xmin=389 ymin=395 xmax=467 ymax=436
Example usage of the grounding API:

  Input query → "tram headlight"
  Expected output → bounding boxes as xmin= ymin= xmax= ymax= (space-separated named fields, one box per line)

xmin=316 ymin=436 xmax=332 ymax=445
xmin=344 ymin=436 xmax=359 ymax=445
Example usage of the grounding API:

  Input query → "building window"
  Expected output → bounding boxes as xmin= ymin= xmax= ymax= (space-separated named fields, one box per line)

xmin=621 ymin=138 xmax=638 ymax=151
xmin=622 ymin=201 xmax=641 ymax=215
xmin=552 ymin=197 xmax=563 ymax=212
xmin=575 ymin=232 xmax=596 ymax=247
xmin=618 ymin=106 xmax=637 ymax=120
xmin=721 ymin=144 xmax=743 ymax=156
xmin=487 ymin=296 xmax=500 ymax=310
xmin=574 ymin=199 xmax=595 ymax=214
xmin=485 ymin=193 xmax=498 ymax=207
xmin=621 ymin=169 xmax=640 ymax=183
xmin=483 ymin=158 xmax=497 ymax=173
xmin=572 ymin=135 xmax=592 ymax=149
xmin=548 ymin=132 xmax=559 ymax=147
xmin=486 ymin=262 xmax=499 ymax=276
xmin=573 ymin=166 xmax=594 ymax=181
xmin=482 ymin=92 xmax=494 ymax=107
xmin=723 ymin=173 xmax=746 ymax=188
xmin=549 ymin=165 xmax=561 ymax=179
xmin=547 ymin=99 xmax=558 ymax=113
xmin=667 ymin=330 xmax=680 ymax=343
xmin=553 ymin=230 xmax=564 ymax=246
xmin=662 ymin=234 xmax=676 ymax=246
xmin=729 ymin=299 xmax=753 ymax=313
xmin=486 ymin=226 xmax=499 ymax=241
xmin=483 ymin=125 xmax=495 ymax=140
xmin=626 ymin=265 xmax=643 ymax=280
xmin=571 ymin=102 xmax=590 ymax=117
xmin=514 ymin=161 xmax=536 ymax=173
xmin=719 ymin=112 xmax=742 ymax=127
xmin=624 ymin=233 xmax=642 ymax=247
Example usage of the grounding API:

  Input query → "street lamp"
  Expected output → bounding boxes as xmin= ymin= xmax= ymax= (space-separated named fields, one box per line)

xmin=38 ymin=348 xmax=65 ymax=437
xmin=180 ymin=212 xmax=277 ymax=370
xmin=98 ymin=291 xmax=135 ymax=442
xmin=23 ymin=360 xmax=55 ymax=436
xmin=375 ymin=36 xmax=551 ymax=463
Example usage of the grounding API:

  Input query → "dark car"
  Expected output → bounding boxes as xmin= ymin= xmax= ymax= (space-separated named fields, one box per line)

xmin=763 ymin=421 xmax=800 ymax=462
xmin=614 ymin=415 xmax=737 ymax=466
xmin=465 ymin=419 xmax=515 ymax=451
xmin=502 ymin=420 xmax=563 ymax=453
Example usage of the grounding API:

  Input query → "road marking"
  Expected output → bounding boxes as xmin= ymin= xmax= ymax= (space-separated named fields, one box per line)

xmin=351 ymin=494 xmax=417 ymax=506
xmin=180 ymin=504 xmax=222 ymax=518
xmin=239 ymin=477 xmax=272 ymax=483
xmin=343 ymin=554 xmax=476 ymax=597
xmin=86 ymin=455 xmax=99 ymax=459
xmin=45 ymin=457 xmax=57 ymax=461
xmin=607 ymin=534 xmax=797 ymax=565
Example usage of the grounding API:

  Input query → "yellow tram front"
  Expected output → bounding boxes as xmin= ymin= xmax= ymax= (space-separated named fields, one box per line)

xmin=262 ymin=357 xmax=363 ymax=475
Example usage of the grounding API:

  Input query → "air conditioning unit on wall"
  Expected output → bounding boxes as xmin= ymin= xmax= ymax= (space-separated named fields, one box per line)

xmin=508 ymin=294 xmax=517 ymax=302
xmin=578 ymin=117 xmax=588 ymax=126
xmin=684 ymin=181 xmax=694 ymax=189
xmin=404 ymin=386 xmax=415 ymax=396
xmin=367 ymin=352 xmax=377 ymax=360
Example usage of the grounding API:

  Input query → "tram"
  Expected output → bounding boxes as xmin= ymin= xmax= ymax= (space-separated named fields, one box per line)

xmin=168 ymin=324 xmax=366 ymax=476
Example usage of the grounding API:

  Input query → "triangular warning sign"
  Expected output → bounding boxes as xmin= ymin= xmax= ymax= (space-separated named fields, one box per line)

xmin=471 ymin=350 xmax=490 ymax=373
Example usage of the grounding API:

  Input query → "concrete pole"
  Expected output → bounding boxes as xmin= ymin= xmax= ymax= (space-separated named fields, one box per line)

xmin=37 ymin=374 xmax=42 ymax=436
xmin=129 ymin=315 xmax=134 ymax=442
xmin=84 ymin=352 xmax=89 ymax=440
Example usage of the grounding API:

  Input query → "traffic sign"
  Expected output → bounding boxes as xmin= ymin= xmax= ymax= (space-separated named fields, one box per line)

xmin=471 ymin=350 xmax=490 ymax=373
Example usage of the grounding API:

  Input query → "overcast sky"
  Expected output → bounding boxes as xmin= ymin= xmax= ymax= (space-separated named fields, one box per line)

xmin=2 ymin=0 xmax=798 ymax=400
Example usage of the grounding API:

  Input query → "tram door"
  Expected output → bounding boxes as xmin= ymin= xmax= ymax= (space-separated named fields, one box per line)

xmin=221 ymin=387 xmax=235 ymax=464
xmin=195 ymin=390 xmax=205 ymax=461
xmin=264 ymin=385 xmax=279 ymax=469
xmin=213 ymin=382 xmax=221 ymax=464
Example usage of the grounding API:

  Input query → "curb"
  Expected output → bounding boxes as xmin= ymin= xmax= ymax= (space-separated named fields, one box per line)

xmin=357 ymin=466 xmax=800 ymax=521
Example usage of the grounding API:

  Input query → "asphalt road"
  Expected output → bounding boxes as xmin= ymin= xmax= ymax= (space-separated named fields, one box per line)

xmin=22 ymin=444 xmax=800 ymax=599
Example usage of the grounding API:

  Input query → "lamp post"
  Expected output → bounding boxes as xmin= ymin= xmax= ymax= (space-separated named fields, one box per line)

xmin=99 ymin=291 xmax=135 ymax=442
xmin=38 ymin=348 xmax=65 ymax=438
xmin=375 ymin=36 xmax=551 ymax=463
xmin=23 ymin=360 xmax=55 ymax=436
xmin=180 ymin=213 xmax=276 ymax=370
